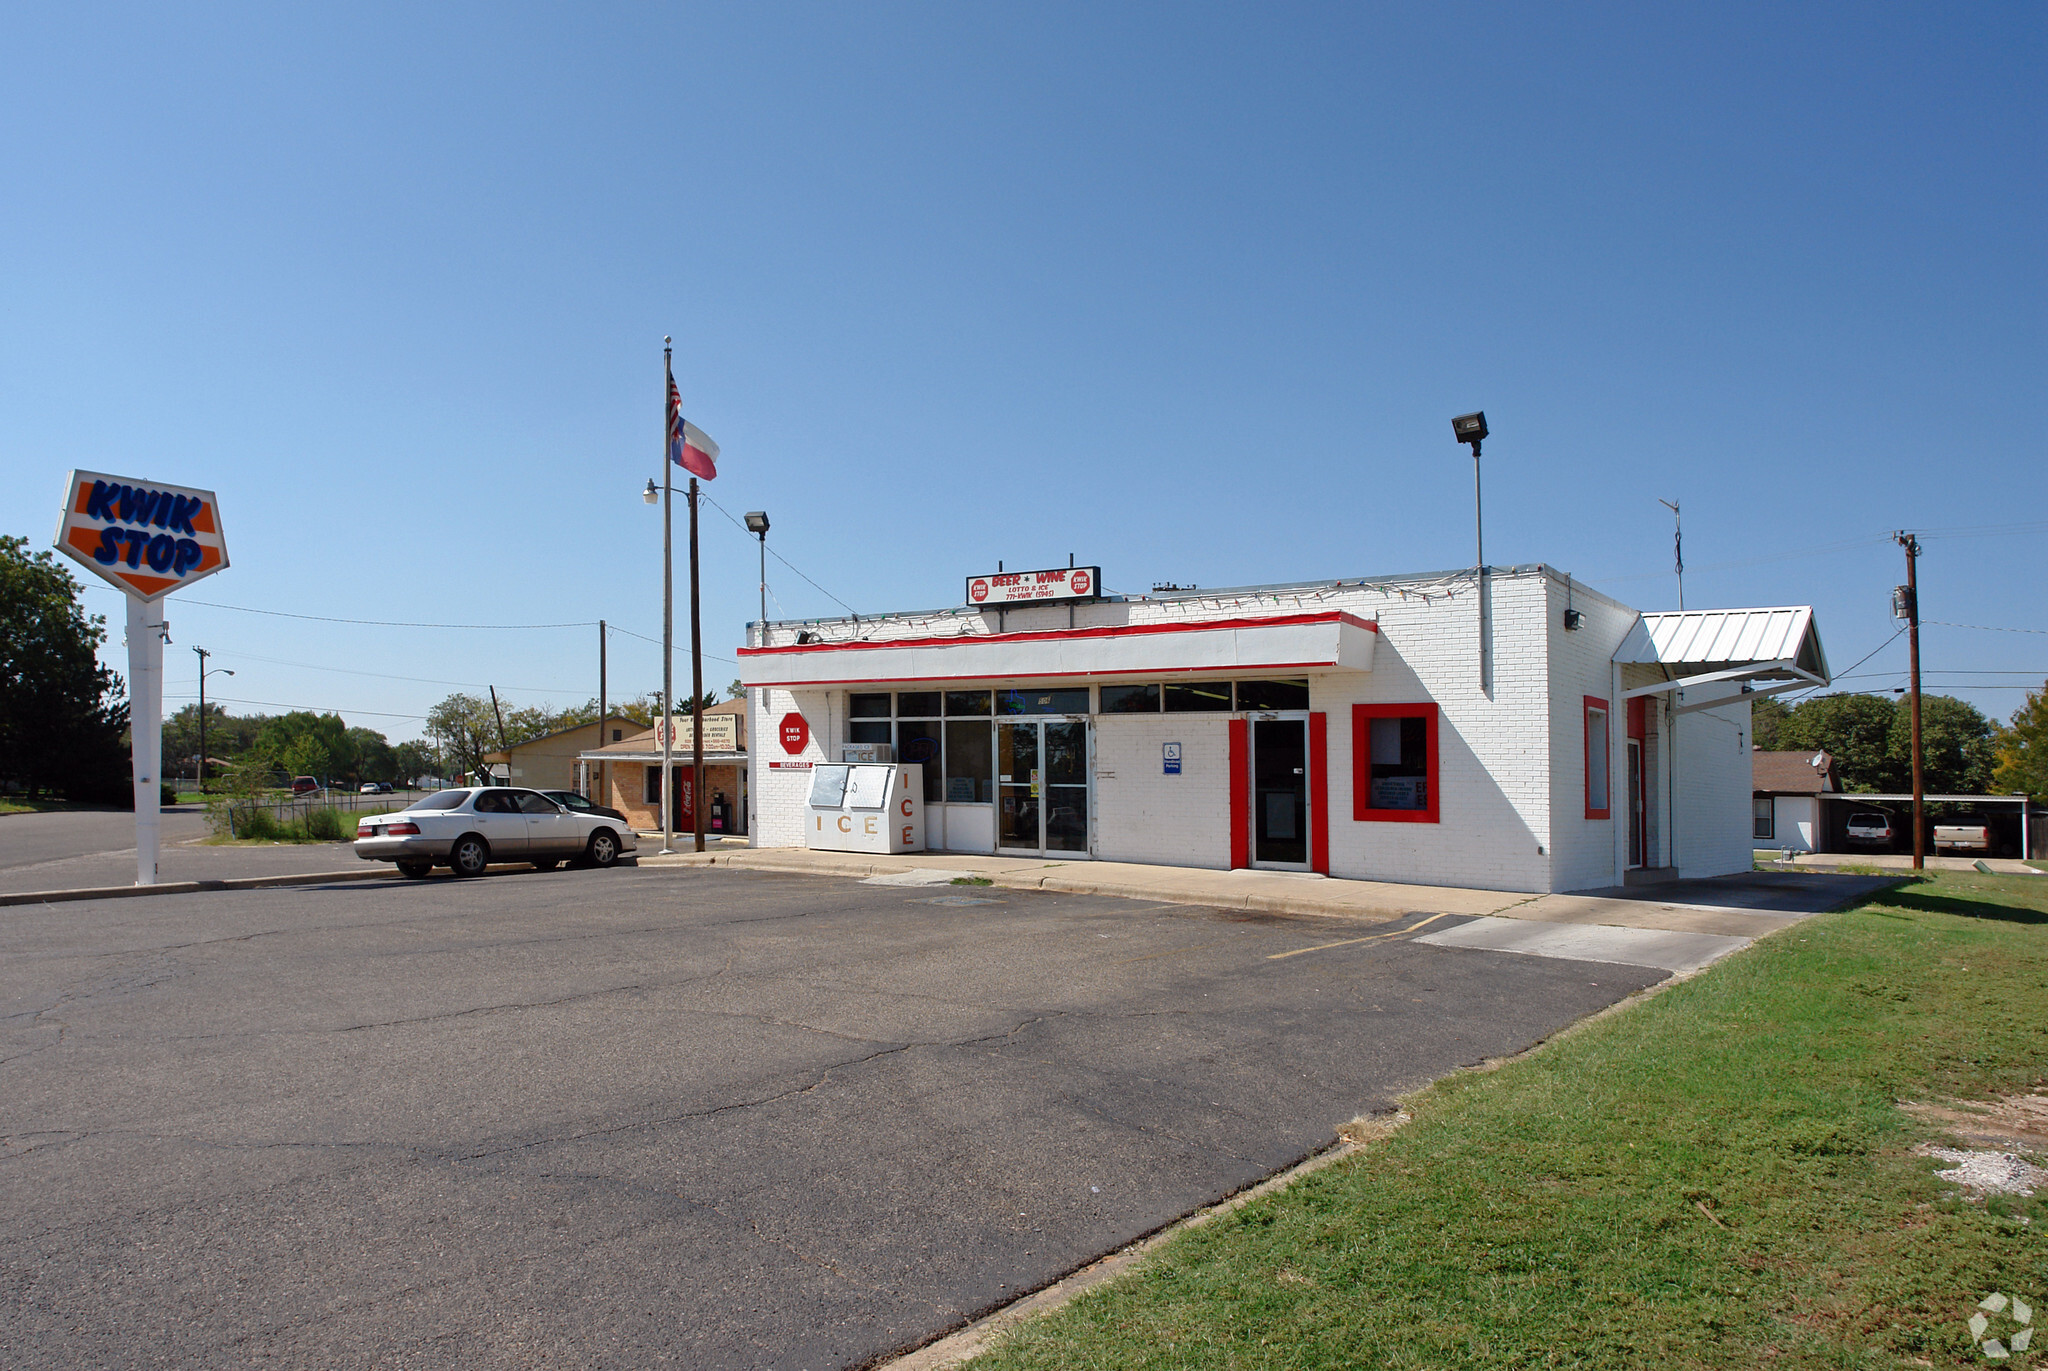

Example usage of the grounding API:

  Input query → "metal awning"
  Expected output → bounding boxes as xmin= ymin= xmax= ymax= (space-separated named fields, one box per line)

xmin=1614 ymin=606 xmax=1830 ymax=713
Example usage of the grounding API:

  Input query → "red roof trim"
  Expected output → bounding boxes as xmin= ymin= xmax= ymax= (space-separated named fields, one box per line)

xmin=740 ymin=660 xmax=1347 ymax=689
xmin=735 ymin=611 xmax=1377 ymax=659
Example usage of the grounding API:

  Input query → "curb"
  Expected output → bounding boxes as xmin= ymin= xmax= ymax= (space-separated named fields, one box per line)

xmin=0 ymin=867 xmax=393 ymax=907
xmin=0 ymin=858 xmax=596 ymax=908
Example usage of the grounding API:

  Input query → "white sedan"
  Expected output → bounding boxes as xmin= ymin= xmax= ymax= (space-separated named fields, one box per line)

xmin=355 ymin=786 xmax=637 ymax=879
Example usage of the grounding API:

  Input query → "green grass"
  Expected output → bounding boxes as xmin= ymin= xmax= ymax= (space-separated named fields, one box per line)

xmin=206 ymin=805 xmax=391 ymax=843
xmin=974 ymin=870 xmax=2048 ymax=1370
xmin=951 ymin=876 xmax=996 ymax=886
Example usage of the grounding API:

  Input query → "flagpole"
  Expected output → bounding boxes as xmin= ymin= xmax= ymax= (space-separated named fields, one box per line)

xmin=660 ymin=338 xmax=675 ymax=856
xmin=690 ymin=475 xmax=706 ymax=853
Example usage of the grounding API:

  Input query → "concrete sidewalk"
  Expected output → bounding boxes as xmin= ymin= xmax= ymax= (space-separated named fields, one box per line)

xmin=642 ymin=847 xmax=1899 ymax=942
xmin=645 ymin=848 xmax=1533 ymax=923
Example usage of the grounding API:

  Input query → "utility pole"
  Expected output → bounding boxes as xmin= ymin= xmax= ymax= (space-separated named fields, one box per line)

xmin=1660 ymin=499 xmax=1684 ymax=610
xmin=1897 ymin=531 xmax=1924 ymax=870
xmin=488 ymin=685 xmax=507 ymax=786
xmin=597 ymin=619 xmax=607 ymax=804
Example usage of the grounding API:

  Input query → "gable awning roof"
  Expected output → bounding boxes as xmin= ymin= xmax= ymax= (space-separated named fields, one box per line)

xmin=1615 ymin=606 xmax=1830 ymax=713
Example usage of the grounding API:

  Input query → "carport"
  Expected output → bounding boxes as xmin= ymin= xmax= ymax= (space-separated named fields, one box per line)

xmin=1817 ymin=792 xmax=2045 ymax=859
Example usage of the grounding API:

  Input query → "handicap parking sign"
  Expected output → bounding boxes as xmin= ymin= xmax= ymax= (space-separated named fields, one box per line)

xmin=1163 ymin=742 xmax=1182 ymax=775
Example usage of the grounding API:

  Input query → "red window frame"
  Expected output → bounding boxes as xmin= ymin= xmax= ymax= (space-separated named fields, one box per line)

xmin=1584 ymin=695 xmax=1611 ymax=820
xmin=1352 ymin=702 xmax=1439 ymax=824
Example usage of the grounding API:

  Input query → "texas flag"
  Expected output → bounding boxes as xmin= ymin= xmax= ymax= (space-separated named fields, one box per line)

xmin=667 ymin=374 xmax=719 ymax=480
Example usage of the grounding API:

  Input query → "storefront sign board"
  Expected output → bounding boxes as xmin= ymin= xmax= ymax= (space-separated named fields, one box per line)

xmin=966 ymin=566 xmax=1101 ymax=606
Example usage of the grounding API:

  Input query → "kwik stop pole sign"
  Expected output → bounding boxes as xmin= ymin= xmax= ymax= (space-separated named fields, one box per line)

xmin=54 ymin=471 xmax=230 ymax=884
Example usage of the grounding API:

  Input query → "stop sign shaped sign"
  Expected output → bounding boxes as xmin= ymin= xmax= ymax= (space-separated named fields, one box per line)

xmin=778 ymin=712 xmax=810 ymax=755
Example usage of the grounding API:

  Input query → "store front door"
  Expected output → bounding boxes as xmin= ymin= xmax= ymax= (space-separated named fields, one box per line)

xmin=997 ymin=719 xmax=1090 ymax=856
xmin=1251 ymin=715 xmax=1310 ymax=869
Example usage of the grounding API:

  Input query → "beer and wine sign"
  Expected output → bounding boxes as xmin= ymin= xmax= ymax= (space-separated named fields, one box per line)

xmin=53 ymin=470 xmax=231 ymax=885
xmin=966 ymin=565 xmax=1101 ymax=606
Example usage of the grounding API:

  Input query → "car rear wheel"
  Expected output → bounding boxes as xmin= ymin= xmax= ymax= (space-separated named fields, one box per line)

xmin=450 ymin=835 xmax=489 ymax=877
xmin=585 ymin=829 xmax=619 ymax=869
xmin=397 ymin=860 xmax=432 ymax=880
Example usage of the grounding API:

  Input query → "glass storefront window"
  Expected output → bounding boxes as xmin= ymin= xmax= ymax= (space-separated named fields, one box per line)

xmin=1164 ymin=681 xmax=1232 ymax=712
xmin=1098 ymin=684 xmax=1160 ymax=713
xmin=897 ymin=691 xmax=941 ymax=718
xmin=945 ymin=719 xmax=993 ymax=803
xmin=945 ymin=691 xmax=993 ymax=717
xmin=1235 ymin=679 xmax=1310 ymax=711
xmin=897 ymin=719 xmax=943 ymax=801
xmin=849 ymin=720 xmax=891 ymax=745
xmin=850 ymin=693 xmax=892 ymax=718
xmin=998 ymin=688 xmax=1091 ymax=715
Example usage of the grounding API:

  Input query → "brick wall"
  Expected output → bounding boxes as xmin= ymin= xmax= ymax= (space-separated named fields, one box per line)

xmin=1093 ymin=715 xmax=1233 ymax=867
xmin=1544 ymin=583 xmax=1641 ymax=891
xmin=750 ymin=687 xmax=834 ymax=849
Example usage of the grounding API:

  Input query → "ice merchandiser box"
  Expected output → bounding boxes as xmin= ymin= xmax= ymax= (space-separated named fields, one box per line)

xmin=804 ymin=763 xmax=925 ymax=854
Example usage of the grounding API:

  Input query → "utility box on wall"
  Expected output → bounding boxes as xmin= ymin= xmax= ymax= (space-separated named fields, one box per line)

xmin=805 ymin=763 xmax=925 ymax=854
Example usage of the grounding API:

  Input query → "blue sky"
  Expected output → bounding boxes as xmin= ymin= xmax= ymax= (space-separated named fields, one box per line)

xmin=3 ymin=3 xmax=2042 ymax=742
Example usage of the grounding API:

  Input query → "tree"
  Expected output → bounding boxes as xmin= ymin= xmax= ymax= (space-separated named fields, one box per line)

xmin=1994 ymin=682 xmax=2048 ymax=802
xmin=162 ymin=703 xmax=265 ymax=782
xmin=251 ymin=712 xmax=356 ymax=782
xmin=425 ymin=693 xmax=501 ymax=781
xmin=1893 ymin=695 xmax=1996 ymax=796
xmin=727 ymin=679 xmax=746 ymax=701
xmin=0 ymin=535 xmax=130 ymax=802
xmin=346 ymin=727 xmax=395 ymax=784
xmin=1751 ymin=696 xmax=1793 ymax=752
xmin=1775 ymin=694 xmax=1901 ymax=792
xmin=392 ymin=740 xmax=441 ymax=786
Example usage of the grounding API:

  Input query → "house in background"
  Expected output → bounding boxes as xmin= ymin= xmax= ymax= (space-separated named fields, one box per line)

xmin=483 ymin=715 xmax=644 ymax=796
xmin=1751 ymin=748 xmax=1837 ymax=851
xmin=577 ymin=698 xmax=749 ymax=837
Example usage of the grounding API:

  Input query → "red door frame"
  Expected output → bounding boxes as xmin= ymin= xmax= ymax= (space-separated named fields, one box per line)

xmin=1228 ymin=719 xmax=1249 ymax=869
xmin=1626 ymin=697 xmax=1648 ymax=868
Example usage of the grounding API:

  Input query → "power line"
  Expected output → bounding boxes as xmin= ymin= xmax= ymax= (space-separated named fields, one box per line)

xmin=697 ymin=490 xmax=859 ymax=616
xmin=160 ymin=693 xmax=426 ymax=720
xmin=197 ymin=650 xmax=588 ymax=695
xmin=169 ymin=597 xmax=592 ymax=631
xmin=605 ymin=621 xmax=739 ymax=667
xmin=1924 ymin=620 xmax=2048 ymax=636
xmin=1782 ymin=627 xmax=1905 ymax=704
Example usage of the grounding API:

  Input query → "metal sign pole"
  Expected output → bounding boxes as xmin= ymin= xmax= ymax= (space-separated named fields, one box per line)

xmin=127 ymin=596 xmax=165 ymax=885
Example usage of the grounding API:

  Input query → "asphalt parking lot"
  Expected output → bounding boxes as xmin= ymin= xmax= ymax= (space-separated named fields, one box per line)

xmin=1 ymin=866 xmax=1665 ymax=1369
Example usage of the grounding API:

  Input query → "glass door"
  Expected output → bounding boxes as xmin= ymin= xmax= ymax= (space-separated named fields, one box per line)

xmin=998 ymin=719 xmax=1090 ymax=855
xmin=1251 ymin=716 xmax=1309 ymax=869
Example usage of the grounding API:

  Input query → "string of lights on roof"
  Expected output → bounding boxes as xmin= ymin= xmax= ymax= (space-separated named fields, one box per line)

xmin=763 ymin=569 xmax=1488 ymax=647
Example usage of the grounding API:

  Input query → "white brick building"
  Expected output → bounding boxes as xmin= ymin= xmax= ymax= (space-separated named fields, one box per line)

xmin=739 ymin=566 xmax=1830 ymax=894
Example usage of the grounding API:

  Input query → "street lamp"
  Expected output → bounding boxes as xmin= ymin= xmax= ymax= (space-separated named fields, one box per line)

xmin=1451 ymin=411 xmax=1487 ymax=570
xmin=643 ymin=470 xmax=674 ymax=854
xmin=193 ymin=646 xmax=233 ymax=794
xmin=744 ymin=510 xmax=770 ymax=635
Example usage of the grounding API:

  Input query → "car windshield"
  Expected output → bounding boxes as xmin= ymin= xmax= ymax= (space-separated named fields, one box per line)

xmin=416 ymin=790 xmax=473 ymax=810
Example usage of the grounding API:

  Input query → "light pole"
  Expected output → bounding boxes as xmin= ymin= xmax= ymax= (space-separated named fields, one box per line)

xmin=1453 ymin=412 xmax=1490 ymax=694
xmin=745 ymin=511 xmax=770 ymax=641
xmin=643 ymin=469 xmax=673 ymax=855
xmin=193 ymin=647 xmax=233 ymax=794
